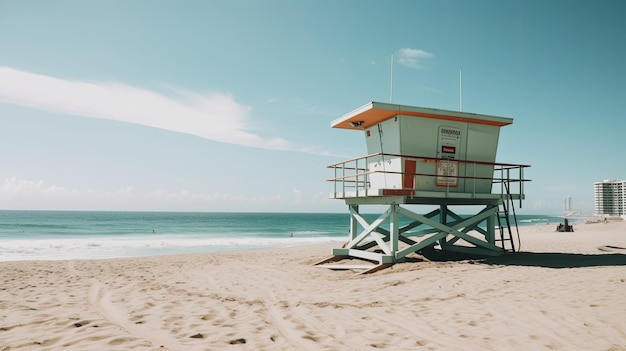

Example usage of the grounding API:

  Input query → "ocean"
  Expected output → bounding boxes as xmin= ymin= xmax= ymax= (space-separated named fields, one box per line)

xmin=0 ymin=210 xmax=572 ymax=262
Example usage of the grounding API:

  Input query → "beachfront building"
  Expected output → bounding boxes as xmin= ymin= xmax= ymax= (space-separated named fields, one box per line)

xmin=321 ymin=102 xmax=530 ymax=273
xmin=564 ymin=196 xmax=572 ymax=212
xmin=594 ymin=179 xmax=626 ymax=219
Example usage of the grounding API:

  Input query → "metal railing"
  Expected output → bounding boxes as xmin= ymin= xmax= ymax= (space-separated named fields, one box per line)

xmin=327 ymin=152 xmax=530 ymax=205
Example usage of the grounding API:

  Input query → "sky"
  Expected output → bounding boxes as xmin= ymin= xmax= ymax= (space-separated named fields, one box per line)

xmin=0 ymin=0 xmax=624 ymax=214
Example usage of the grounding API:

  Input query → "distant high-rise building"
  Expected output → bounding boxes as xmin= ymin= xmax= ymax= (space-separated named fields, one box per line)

xmin=594 ymin=179 xmax=626 ymax=219
xmin=564 ymin=196 xmax=572 ymax=212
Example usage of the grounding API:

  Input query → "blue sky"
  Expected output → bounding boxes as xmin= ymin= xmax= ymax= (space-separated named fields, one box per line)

xmin=0 ymin=0 xmax=624 ymax=214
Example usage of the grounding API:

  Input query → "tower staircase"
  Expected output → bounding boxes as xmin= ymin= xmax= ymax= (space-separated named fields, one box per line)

xmin=495 ymin=181 xmax=520 ymax=253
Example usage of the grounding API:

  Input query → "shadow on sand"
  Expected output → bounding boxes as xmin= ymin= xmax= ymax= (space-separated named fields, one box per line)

xmin=482 ymin=251 xmax=626 ymax=269
xmin=417 ymin=246 xmax=626 ymax=269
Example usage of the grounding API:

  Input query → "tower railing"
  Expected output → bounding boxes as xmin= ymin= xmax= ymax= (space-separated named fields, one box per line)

xmin=328 ymin=152 xmax=531 ymax=204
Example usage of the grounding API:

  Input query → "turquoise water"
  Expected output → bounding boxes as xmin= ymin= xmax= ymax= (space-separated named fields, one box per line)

xmin=0 ymin=211 xmax=570 ymax=261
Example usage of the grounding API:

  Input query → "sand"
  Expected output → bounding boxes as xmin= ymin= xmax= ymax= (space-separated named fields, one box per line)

xmin=1 ymin=220 xmax=625 ymax=351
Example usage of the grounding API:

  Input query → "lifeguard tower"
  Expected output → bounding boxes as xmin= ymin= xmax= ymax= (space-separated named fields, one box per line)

xmin=320 ymin=102 xmax=530 ymax=273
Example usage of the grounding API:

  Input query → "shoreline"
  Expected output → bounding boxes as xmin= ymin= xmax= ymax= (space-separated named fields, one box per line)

xmin=1 ymin=221 xmax=625 ymax=350
xmin=0 ymin=216 xmax=604 ymax=263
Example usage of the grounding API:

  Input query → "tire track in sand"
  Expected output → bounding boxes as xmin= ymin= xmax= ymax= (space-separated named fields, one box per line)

xmin=240 ymin=265 xmax=319 ymax=351
xmin=88 ymin=280 xmax=178 ymax=350
xmin=179 ymin=260 xmax=315 ymax=350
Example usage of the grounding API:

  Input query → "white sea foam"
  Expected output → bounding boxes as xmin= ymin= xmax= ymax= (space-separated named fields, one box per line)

xmin=0 ymin=235 xmax=342 ymax=262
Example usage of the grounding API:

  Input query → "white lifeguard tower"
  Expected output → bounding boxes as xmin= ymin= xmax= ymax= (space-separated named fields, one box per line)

xmin=320 ymin=102 xmax=530 ymax=273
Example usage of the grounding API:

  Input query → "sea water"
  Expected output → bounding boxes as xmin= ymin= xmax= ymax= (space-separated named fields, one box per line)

xmin=0 ymin=210 xmax=571 ymax=262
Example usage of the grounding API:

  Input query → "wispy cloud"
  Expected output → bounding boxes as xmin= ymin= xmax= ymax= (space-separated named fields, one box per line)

xmin=396 ymin=48 xmax=434 ymax=69
xmin=0 ymin=67 xmax=289 ymax=150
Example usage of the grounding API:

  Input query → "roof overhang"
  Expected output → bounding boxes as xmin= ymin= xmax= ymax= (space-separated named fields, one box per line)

xmin=331 ymin=102 xmax=513 ymax=130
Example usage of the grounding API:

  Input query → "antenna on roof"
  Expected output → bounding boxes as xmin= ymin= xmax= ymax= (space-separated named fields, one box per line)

xmin=459 ymin=68 xmax=463 ymax=112
xmin=390 ymin=52 xmax=394 ymax=103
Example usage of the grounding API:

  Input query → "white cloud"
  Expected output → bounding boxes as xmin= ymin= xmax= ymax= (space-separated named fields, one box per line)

xmin=0 ymin=67 xmax=289 ymax=150
xmin=396 ymin=48 xmax=434 ymax=69
xmin=0 ymin=177 xmax=47 ymax=196
xmin=0 ymin=177 xmax=309 ymax=211
xmin=292 ymin=188 xmax=303 ymax=198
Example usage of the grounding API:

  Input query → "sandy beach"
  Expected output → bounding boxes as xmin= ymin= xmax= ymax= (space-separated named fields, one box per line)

xmin=1 ymin=220 xmax=625 ymax=351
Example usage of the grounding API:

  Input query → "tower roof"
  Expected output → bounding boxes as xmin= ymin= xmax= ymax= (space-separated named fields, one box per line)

xmin=331 ymin=101 xmax=513 ymax=130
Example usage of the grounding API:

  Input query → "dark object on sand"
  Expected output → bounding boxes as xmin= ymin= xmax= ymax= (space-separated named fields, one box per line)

xmin=556 ymin=218 xmax=574 ymax=232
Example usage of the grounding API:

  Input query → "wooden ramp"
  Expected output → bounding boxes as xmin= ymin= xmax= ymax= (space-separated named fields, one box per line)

xmin=314 ymin=256 xmax=391 ymax=275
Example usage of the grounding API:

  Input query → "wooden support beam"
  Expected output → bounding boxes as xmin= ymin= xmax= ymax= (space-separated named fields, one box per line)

xmin=324 ymin=201 xmax=507 ymax=271
xmin=345 ymin=207 xmax=391 ymax=249
xmin=396 ymin=232 xmax=447 ymax=260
